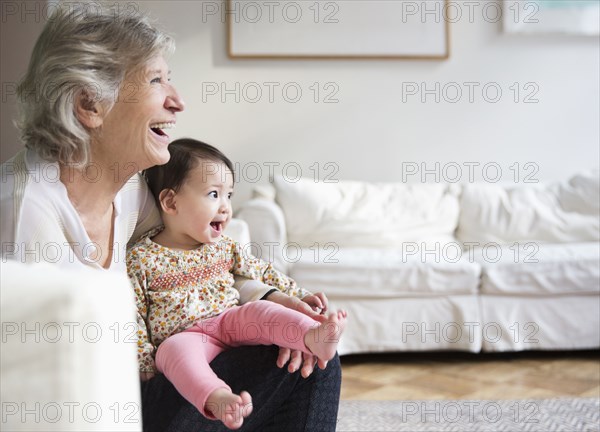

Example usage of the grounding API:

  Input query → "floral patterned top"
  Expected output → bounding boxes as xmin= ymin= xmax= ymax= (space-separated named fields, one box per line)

xmin=126 ymin=227 xmax=310 ymax=372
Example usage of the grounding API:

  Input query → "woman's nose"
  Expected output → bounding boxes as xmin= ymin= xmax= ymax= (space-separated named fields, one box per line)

xmin=165 ymin=85 xmax=185 ymax=112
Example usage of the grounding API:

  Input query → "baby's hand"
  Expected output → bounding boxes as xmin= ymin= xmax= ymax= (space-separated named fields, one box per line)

xmin=302 ymin=292 xmax=329 ymax=315
xmin=266 ymin=291 xmax=326 ymax=323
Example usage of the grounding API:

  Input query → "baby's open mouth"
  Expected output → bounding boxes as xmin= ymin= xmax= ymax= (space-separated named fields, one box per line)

xmin=210 ymin=222 xmax=222 ymax=232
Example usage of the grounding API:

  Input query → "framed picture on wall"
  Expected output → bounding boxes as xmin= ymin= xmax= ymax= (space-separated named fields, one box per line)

xmin=503 ymin=0 xmax=600 ymax=35
xmin=227 ymin=0 xmax=450 ymax=60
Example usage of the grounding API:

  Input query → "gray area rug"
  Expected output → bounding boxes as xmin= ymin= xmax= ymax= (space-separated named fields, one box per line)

xmin=337 ymin=398 xmax=600 ymax=431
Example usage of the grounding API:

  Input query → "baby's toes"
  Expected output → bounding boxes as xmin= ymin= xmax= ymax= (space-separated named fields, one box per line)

xmin=240 ymin=391 xmax=253 ymax=416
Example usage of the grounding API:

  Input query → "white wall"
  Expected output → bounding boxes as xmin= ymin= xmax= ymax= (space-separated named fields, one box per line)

xmin=2 ymin=1 xmax=599 ymax=208
xmin=0 ymin=1 xmax=45 ymax=163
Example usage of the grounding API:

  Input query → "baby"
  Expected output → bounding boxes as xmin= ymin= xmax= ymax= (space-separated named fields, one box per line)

xmin=126 ymin=138 xmax=346 ymax=429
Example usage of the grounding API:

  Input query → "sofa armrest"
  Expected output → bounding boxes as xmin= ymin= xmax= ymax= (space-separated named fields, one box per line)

xmin=1 ymin=261 xmax=142 ymax=431
xmin=223 ymin=218 xmax=251 ymax=248
xmin=235 ymin=198 xmax=289 ymax=273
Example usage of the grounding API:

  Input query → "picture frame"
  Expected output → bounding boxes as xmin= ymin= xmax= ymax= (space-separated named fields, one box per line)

xmin=227 ymin=0 xmax=450 ymax=60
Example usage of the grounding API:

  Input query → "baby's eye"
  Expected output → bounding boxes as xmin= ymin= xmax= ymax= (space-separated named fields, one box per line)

xmin=228 ymin=192 xmax=233 ymax=200
xmin=209 ymin=191 xmax=218 ymax=198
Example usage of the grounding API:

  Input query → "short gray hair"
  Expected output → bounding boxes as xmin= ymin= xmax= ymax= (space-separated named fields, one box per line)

xmin=17 ymin=3 xmax=175 ymax=166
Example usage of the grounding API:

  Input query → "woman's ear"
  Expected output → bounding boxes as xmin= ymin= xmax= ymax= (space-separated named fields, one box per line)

xmin=75 ymin=91 xmax=104 ymax=129
xmin=159 ymin=189 xmax=178 ymax=215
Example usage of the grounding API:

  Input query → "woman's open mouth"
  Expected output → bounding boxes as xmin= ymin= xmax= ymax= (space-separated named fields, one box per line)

xmin=149 ymin=122 xmax=175 ymax=141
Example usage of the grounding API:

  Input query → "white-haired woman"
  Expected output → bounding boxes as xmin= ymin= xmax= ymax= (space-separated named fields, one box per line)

xmin=0 ymin=5 xmax=341 ymax=432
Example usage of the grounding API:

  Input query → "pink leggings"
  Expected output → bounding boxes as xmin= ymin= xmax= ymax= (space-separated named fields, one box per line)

xmin=155 ymin=301 xmax=318 ymax=418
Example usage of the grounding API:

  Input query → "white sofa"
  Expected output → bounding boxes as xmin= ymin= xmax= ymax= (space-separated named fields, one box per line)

xmin=1 ymin=261 xmax=142 ymax=431
xmin=0 ymin=220 xmax=250 ymax=431
xmin=236 ymin=172 xmax=600 ymax=355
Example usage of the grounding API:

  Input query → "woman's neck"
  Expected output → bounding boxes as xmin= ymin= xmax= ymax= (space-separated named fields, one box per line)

xmin=58 ymin=155 xmax=133 ymax=269
xmin=58 ymin=150 xmax=137 ymax=214
xmin=59 ymin=164 xmax=123 ymax=216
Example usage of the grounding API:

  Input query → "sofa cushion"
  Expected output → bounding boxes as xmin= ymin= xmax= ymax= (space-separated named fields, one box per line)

xmin=333 ymin=295 xmax=482 ymax=354
xmin=480 ymin=294 xmax=600 ymax=351
xmin=474 ymin=242 xmax=600 ymax=295
xmin=274 ymin=176 xmax=460 ymax=248
xmin=289 ymin=247 xmax=481 ymax=297
xmin=457 ymin=170 xmax=599 ymax=244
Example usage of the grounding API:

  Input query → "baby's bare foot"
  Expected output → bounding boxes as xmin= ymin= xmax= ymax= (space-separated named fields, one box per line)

xmin=205 ymin=388 xmax=253 ymax=430
xmin=304 ymin=310 xmax=347 ymax=362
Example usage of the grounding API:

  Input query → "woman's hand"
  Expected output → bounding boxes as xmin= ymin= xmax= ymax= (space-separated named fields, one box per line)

xmin=140 ymin=371 xmax=156 ymax=382
xmin=276 ymin=347 xmax=329 ymax=378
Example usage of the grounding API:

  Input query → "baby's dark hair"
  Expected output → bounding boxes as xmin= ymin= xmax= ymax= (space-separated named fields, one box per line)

xmin=143 ymin=138 xmax=235 ymax=205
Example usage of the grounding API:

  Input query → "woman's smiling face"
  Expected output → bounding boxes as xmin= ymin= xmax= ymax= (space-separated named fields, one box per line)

xmin=95 ymin=55 xmax=185 ymax=171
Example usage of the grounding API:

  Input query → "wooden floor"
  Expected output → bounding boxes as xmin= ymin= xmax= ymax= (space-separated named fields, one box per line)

xmin=340 ymin=350 xmax=600 ymax=400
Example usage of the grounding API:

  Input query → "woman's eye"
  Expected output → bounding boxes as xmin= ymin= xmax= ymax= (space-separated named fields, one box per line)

xmin=209 ymin=191 xmax=218 ymax=198
xmin=151 ymin=77 xmax=161 ymax=84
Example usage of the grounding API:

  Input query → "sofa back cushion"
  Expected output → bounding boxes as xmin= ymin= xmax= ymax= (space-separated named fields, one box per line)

xmin=274 ymin=176 xmax=460 ymax=247
xmin=457 ymin=170 xmax=599 ymax=244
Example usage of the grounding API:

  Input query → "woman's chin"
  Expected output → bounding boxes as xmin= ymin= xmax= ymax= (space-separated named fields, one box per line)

xmin=147 ymin=150 xmax=171 ymax=168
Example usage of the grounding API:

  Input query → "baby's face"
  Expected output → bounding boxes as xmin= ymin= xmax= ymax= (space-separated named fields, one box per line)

xmin=174 ymin=160 xmax=234 ymax=245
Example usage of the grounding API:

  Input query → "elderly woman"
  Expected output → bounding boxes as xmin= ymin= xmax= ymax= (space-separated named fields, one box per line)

xmin=0 ymin=5 xmax=341 ymax=432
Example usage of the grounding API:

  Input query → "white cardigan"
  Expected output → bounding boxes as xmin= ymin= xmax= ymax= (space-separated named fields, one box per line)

xmin=0 ymin=149 xmax=161 ymax=272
